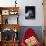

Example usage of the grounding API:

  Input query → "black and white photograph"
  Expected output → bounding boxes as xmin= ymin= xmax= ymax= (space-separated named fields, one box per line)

xmin=25 ymin=6 xmax=35 ymax=19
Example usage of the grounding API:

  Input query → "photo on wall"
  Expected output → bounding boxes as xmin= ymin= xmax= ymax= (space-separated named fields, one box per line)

xmin=25 ymin=6 xmax=35 ymax=19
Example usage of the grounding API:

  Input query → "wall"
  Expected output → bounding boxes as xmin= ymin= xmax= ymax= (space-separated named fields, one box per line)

xmin=18 ymin=0 xmax=44 ymax=26
xmin=0 ymin=0 xmax=44 ymax=26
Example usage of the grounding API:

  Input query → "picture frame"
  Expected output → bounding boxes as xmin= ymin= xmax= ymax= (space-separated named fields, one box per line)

xmin=25 ymin=6 xmax=35 ymax=19
xmin=2 ymin=10 xmax=9 ymax=15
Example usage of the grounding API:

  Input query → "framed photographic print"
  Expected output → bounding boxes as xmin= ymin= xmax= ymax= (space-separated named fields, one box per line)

xmin=2 ymin=10 xmax=9 ymax=15
xmin=25 ymin=6 xmax=35 ymax=19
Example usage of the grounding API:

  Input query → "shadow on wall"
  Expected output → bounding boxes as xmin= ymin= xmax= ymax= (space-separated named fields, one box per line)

xmin=18 ymin=26 xmax=43 ymax=44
